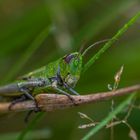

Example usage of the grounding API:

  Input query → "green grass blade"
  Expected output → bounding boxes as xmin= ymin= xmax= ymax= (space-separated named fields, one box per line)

xmin=82 ymin=11 xmax=140 ymax=73
xmin=82 ymin=94 xmax=135 ymax=140
xmin=3 ymin=25 xmax=52 ymax=83
xmin=17 ymin=112 xmax=45 ymax=140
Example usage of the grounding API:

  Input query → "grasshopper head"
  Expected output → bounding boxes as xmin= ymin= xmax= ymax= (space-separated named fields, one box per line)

xmin=62 ymin=52 xmax=82 ymax=87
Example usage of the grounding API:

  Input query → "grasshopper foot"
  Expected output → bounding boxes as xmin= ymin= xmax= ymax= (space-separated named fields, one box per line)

xmin=24 ymin=106 xmax=41 ymax=123
xmin=52 ymin=86 xmax=78 ymax=106
xmin=68 ymin=95 xmax=78 ymax=106
xmin=24 ymin=110 xmax=33 ymax=123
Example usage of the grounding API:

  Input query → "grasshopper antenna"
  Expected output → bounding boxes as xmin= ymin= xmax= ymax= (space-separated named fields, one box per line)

xmin=79 ymin=39 xmax=87 ymax=54
xmin=81 ymin=39 xmax=110 ymax=57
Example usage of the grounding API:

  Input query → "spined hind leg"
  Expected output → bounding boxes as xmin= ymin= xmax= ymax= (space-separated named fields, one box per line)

xmin=9 ymin=87 xmax=40 ymax=122
xmin=9 ymin=95 xmax=26 ymax=110
xmin=19 ymin=88 xmax=40 ymax=112
xmin=9 ymin=88 xmax=40 ymax=112
xmin=20 ymin=89 xmax=40 ymax=123
xmin=15 ymin=80 xmax=47 ymax=111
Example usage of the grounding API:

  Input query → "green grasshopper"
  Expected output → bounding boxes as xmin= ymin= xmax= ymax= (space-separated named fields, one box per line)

xmin=0 ymin=39 xmax=109 ymax=118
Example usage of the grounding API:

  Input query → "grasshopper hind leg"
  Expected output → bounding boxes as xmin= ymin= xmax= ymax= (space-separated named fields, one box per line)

xmin=20 ymin=88 xmax=41 ymax=122
xmin=9 ymin=95 xmax=26 ymax=110
xmin=9 ymin=87 xmax=40 ymax=122
xmin=20 ymin=88 xmax=40 ymax=111
xmin=9 ymin=88 xmax=40 ymax=112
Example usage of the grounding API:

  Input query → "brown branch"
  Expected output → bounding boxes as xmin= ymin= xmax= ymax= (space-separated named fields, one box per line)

xmin=0 ymin=84 xmax=140 ymax=113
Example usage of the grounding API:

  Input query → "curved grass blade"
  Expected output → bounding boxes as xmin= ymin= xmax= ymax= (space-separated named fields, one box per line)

xmin=82 ymin=11 xmax=140 ymax=73
xmin=82 ymin=94 xmax=135 ymax=140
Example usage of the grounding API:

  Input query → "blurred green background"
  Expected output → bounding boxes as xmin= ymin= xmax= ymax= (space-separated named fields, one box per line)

xmin=0 ymin=0 xmax=140 ymax=140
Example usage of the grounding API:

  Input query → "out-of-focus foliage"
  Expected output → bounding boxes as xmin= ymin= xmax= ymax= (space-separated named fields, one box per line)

xmin=0 ymin=0 xmax=140 ymax=140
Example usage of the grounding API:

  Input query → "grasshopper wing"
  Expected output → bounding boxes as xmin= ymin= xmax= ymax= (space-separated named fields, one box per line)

xmin=17 ymin=66 xmax=46 ymax=80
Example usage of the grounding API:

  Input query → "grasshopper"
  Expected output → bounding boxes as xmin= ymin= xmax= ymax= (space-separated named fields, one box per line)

xmin=0 ymin=39 xmax=109 ymax=117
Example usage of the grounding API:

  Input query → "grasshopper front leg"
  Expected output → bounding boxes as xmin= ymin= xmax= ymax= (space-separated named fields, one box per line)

xmin=49 ymin=79 xmax=77 ymax=104
xmin=63 ymin=82 xmax=79 ymax=95
xmin=52 ymin=86 xmax=75 ymax=102
xmin=55 ymin=68 xmax=80 ymax=96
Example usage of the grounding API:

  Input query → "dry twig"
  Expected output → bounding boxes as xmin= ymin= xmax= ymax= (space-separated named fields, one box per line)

xmin=0 ymin=84 xmax=140 ymax=113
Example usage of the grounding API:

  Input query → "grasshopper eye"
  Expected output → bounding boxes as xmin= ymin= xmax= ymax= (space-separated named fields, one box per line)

xmin=63 ymin=54 xmax=74 ymax=63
